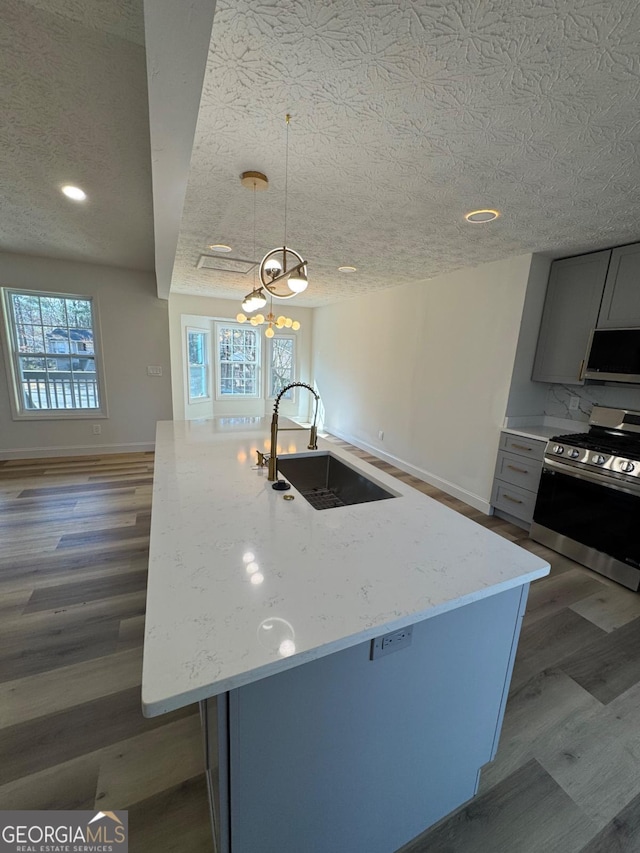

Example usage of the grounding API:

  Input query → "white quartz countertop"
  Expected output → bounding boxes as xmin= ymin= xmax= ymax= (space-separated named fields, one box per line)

xmin=501 ymin=417 xmax=590 ymax=443
xmin=502 ymin=425 xmax=577 ymax=441
xmin=142 ymin=418 xmax=550 ymax=716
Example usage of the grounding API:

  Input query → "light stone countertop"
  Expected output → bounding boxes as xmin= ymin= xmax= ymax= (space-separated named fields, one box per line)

xmin=501 ymin=425 xmax=582 ymax=442
xmin=501 ymin=417 xmax=590 ymax=443
xmin=142 ymin=418 xmax=550 ymax=716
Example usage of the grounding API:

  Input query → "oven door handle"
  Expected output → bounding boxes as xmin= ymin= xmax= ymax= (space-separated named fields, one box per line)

xmin=543 ymin=457 xmax=640 ymax=497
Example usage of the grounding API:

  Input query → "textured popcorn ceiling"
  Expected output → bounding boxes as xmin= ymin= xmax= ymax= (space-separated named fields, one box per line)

xmin=0 ymin=0 xmax=153 ymax=271
xmin=172 ymin=0 xmax=640 ymax=306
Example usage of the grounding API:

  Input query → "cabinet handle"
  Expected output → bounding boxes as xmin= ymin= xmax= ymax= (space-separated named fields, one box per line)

xmin=578 ymin=359 xmax=586 ymax=381
xmin=503 ymin=494 xmax=524 ymax=504
xmin=507 ymin=464 xmax=528 ymax=474
xmin=511 ymin=443 xmax=533 ymax=452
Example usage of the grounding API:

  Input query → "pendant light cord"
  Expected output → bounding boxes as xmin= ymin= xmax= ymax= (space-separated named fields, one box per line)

xmin=284 ymin=114 xmax=290 ymax=248
xmin=253 ymin=181 xmax=257 ymax=289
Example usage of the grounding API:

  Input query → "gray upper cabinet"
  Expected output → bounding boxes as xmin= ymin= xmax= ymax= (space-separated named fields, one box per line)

xmin=597 ymin=243 xmax=640 ymax=328
xmin=532 ymin=250 xmax=610 ymax=384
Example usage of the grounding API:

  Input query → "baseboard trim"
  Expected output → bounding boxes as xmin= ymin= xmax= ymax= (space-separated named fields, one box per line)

xmin=0 ymin=442 xmax=155 ymax=460
xmin=326 ymin=427 xmax=491 ymax=515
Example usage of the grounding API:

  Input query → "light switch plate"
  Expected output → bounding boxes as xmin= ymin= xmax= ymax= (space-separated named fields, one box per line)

xmin=147 ymin=365 xmax=163 ymax=376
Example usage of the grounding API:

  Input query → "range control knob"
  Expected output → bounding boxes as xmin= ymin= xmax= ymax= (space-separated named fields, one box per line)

xmin=568 ymin=449 xmax=580 ymax=459
xmin=620 ymin=460 xmax=635 ymax=473
xmin=552 ymin=445 xmax=564 ymax=455
xmin=592 ymin=454 xmax=607 ymax=465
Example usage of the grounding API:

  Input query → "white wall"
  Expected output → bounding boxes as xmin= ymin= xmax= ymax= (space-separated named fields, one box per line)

xmin=0 ymin=252 xmax=172 ymax=457
xmin=168 ymin=294 xmax=314 ymax=421
xmin=312 ymin=255 xmax=534 ymax=511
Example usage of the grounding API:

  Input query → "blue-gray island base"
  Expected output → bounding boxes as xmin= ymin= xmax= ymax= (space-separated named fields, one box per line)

xmin=201 ymin=584 xmax=528 ymax=853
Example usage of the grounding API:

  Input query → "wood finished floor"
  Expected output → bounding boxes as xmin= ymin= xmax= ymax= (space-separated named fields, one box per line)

xmin=2 ymin=444 xmax=640 ymax=852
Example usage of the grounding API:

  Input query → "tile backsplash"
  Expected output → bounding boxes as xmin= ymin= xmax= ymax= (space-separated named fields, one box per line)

xmin=545 ymin=384 xmax=640 ymax=422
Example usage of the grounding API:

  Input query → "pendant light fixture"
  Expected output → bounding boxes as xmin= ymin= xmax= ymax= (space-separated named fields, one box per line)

xmin=257 ymin=114 xmax=309 ymax=299
xmin=236 ymin=167 xmax=302 ymax=336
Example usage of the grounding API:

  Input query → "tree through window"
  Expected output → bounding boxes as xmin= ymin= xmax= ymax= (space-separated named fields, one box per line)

xmin=269 ymin=335 xmax=295 ymax=399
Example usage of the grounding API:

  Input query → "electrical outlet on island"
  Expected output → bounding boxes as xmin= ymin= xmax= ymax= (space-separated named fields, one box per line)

xmin=569 ymin=396 xmax=580 ymax=411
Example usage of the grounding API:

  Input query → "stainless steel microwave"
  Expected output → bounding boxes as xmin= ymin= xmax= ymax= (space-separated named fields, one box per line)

xmin=584 ymin=328 xmax=640 ymax=383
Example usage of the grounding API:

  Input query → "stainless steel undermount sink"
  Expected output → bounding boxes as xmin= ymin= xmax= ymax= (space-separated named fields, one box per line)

xmin=276 ymin=452 xmax=397 ymax=510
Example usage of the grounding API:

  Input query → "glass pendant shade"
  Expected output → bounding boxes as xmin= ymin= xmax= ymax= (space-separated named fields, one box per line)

xmin=288 ymin=270 xmax=308 ymax=293
xmin=242 ymin=289 xmax=267 ymax=313
xmin=265 ymin=257 xmax=283 ymax=277
xmin=252 ymin=290 xmax=267 ymax=309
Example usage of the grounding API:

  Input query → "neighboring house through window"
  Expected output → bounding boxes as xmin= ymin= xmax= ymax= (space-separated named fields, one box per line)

xmin=1 ymin=289 xmax=105 ymax=418
xmin=214 ymin=323 xmax=298 ymax=401
xmin=216 ymin=323 xmax=261 ymax=398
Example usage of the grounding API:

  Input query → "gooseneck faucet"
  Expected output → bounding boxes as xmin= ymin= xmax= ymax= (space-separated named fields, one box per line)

xmin=268 ymin=382 xmax=320 ymax=481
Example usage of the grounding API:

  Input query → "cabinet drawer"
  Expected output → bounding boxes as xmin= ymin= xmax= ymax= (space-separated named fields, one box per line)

xmin=491 ymin=480 xmax=537 ymax=523
xmin=495 ymin=450 xmax=542 ymax=492
xmin=499 ymin=432 xmax=546 ymax=462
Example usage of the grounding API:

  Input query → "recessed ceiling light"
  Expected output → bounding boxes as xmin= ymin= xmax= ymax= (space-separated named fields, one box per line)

xmin=338 ymin=266 xmax=357 ymax=272
xmin=61 ymin=185 xmax=87 ymax=201
xmin=464 ymin=209 xmax=500 ymax=223
xmin=208 ymin=244 xmax=233 ymax=253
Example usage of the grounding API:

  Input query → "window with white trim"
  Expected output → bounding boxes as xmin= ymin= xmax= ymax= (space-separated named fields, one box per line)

xmin=2 ymin=289 xmax=104 ymax=416
xmin=216 ymin=323 xmax=261 ymax=397
xmin=268 ymin=334 xmax=295 ymax=400
xmin=187 ymin=328 xmax=210 ymax=402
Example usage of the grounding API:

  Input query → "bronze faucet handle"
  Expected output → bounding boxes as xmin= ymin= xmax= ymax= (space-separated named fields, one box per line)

xmin=256 ymin=450 xmax=268 ymax=467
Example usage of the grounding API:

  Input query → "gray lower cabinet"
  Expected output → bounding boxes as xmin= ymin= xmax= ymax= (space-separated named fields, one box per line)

xmin=201 ymin=585 xmax=529 ymax=853
xmin=598 ymin=243 xmax=640 ymax=328
xmin=492 ymin=432 xmax=546 ymax=528
xmin=531 ymin=250 xmax=610 ymax=384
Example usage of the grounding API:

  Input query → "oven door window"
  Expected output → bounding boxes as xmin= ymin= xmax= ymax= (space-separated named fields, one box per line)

xmin=534 ymin=468 xmax=640 ymax=569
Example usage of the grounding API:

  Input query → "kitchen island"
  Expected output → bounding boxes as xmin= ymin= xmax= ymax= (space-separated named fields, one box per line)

xmin=142 ymin=418 xmax=549 ymax=853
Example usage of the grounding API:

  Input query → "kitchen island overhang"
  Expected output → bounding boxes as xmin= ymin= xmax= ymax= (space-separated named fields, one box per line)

xmin=143 ymin=417 xmax=549 ymax=852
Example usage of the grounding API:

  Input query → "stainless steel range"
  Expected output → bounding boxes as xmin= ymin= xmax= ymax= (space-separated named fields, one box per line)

xmin=530 ymin=406 xmax=640 ymax=591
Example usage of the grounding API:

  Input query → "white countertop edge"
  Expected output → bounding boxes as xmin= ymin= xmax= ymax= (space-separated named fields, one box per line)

xmin=142 ymin=564 xmax=548 ymax=717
